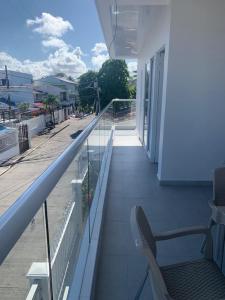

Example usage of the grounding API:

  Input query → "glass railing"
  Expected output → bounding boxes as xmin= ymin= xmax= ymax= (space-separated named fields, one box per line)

xmin=0 ymin=99 xmax=135 ymax=300
xmin=113 ymin=99 xmax=136 ymax=129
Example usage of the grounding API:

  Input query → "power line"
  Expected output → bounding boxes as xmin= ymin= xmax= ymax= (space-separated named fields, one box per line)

xmin=108 ymin=0 xmax=118 ymax=58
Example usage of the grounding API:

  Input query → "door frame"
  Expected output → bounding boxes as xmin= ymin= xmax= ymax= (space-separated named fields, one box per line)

xmin=146 ymin=57 xmax=155 ymax=155
xmin=149 ymin=47 xmax=165 ymax=163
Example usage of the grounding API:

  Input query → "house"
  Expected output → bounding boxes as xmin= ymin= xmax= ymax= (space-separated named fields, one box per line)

xmin=1 ymin=2 xmax=225 ymax=300
xmin=0 ymin=70 xmax=34 ymax=106
xmin=35 ymin=76 xmax=79 ymax=109
xmin=33 ymin=81 xmax=65 ymax=103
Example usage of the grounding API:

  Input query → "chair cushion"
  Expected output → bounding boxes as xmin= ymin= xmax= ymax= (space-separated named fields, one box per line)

xmin=161 ymin=259 xmax=225 ymax=300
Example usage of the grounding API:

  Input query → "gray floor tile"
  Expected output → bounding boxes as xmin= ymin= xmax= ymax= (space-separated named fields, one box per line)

xmin=94 ymin=137 xmax=212 ymax=300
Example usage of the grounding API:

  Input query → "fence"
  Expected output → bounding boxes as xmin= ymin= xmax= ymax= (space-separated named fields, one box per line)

xmin=0 ymin=127 xmax=19 ymax=163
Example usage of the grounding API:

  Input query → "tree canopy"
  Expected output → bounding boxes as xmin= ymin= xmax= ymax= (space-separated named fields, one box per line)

xmin=78 ymin=71 xmax=98 ymax=111
xmin=18 ymin=102 xmax=29 ymax=112
xmin=43 ymin=94 xmax=59 ymax=109
xmin=98 ymin=59 xmax=130 ymax=108
xmin=78 ymin=59 xmax=134 ymax=112
xmin=43 ymin=94 xmax=59 ymax=127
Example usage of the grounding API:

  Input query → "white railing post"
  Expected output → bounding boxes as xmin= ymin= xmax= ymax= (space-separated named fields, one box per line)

xmin=27 ymin=262 xmax=49 ymax=300
xmin=71 ymin=178 xmax=83 ymax=233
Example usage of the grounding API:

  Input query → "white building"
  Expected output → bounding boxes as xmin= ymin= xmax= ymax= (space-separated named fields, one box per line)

xmin=0 ymin=70 xmax=34 ymax=106
xmin=35 ymin=76 xmax=79 ymax=108
xmin=33 ymin=81 xmax=65 ymax=103
xmin=95 ymin=0 xmax=225 ymax=185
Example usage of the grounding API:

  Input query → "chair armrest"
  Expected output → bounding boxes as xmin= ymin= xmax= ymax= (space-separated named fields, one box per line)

xmin=154 ymin=226 xmax=210 ymax=241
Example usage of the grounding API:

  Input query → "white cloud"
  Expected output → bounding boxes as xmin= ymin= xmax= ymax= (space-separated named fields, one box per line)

xmin=92 ymin=54 xmax=109 ymax=70
xmin=0 ymin=48 xmax=87 ymax=79
xmin=91 ymin=42 xmax=109 ymax=70
xmin=92 ymin=43 xmax=108 ymax=56
xmin=27 ymin=13 xmax=73 ymax=37
xmin=73 ymin=47 xmax=83 ymax=59
xmin=42 ymin=37 xmax=67 ymax=49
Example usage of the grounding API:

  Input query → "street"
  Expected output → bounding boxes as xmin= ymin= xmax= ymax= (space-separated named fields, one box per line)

xmin=0 ymin=115 xmax=94 ymax=216
xmin=0 ymin=115 xmax=94 ymax=299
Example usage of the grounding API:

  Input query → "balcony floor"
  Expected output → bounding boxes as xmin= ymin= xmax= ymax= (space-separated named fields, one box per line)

xmin=95 ymin=131 xmax=212 ymax=300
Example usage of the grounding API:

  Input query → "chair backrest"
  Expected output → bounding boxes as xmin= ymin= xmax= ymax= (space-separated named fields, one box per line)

xmin=130 ymin=206 xmax=170 ymax=300
xmin=213 ymin=167 xmax=225 ymax=206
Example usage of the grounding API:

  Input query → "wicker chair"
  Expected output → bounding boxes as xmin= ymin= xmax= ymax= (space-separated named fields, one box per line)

xmin=130 ymin=206 xmax=225 ymax=300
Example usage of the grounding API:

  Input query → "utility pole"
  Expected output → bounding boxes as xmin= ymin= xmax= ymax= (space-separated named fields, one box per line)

xmin=5 ymin=65 xmax=11 ymax=120
xmin=94 ymin=80 xmax=101 ymax=116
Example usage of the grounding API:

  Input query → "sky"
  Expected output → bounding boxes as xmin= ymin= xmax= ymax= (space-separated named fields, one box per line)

xmin=0 ymin=0 xmax=115 ymax=79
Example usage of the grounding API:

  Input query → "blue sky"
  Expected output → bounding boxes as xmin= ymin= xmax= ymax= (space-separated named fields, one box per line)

xmin=0 ymin=0 xmax=110 ymax=78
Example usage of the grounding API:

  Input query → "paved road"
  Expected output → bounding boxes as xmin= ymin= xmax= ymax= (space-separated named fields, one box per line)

xmin=0 ymin=115 xmax=94 ymax=216
xmin=0 ymin=115 xmax=94 ymax=300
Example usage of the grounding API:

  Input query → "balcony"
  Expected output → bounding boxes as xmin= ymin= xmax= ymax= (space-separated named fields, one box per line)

xmin=0 ymin=100 xmax=214 ymax=300
xmin=94 ymin=131 xmax=212 ymax=300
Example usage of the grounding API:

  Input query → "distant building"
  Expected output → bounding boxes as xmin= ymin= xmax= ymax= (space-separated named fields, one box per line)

xmin=0 ymin=70 xmax=32 ymax=86
xmin=0 ymin=70 xmax=34 ymax=107
xmin=33 ymin=82 xmax=64 ymax=103
xmin=34 ymin=76 xmax=79 ymax=108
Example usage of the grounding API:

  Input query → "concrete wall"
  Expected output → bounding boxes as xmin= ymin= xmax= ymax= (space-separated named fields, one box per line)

xmin=158 ymin=0 xmax=225 ymax=183
xmin=54 ymin=109 xmax=65 ymax=124
xmin=22 ymin=115 xmax=46 ymax=138
xmin=0 ymin=145 xmax=20 ymax=164
xmin=0 ymin=128 xmax=19 ymax=163
xmin=22 ymin=109 xmax=65 ymax=138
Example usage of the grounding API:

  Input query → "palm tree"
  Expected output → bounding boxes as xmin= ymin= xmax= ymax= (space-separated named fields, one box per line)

xmin=43 ymin=95 xmax=59 ymax=128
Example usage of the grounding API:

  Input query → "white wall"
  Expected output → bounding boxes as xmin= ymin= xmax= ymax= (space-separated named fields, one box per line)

xmin=22 ymin=115 xmax=46 ymax=138
xmin=0 ymin=70 xmax=32 ymax=86
xmin=136 ymin=5 xmax=171 ymax=143
xmin=22 ymin=109 xmax=65 ymax=138
xmin=0 ymin=145 xmax=19 ymax=164
xmin=33 ymin=81 xmax=64 ymax=97
xmin=0 ymin=128 xmax=19 ymax=163
xmin=54 ymin=109 xmax=65 ymax=124
xmin=0 ymin=86 xmax=34 ymax=106
xmin=158 ymin=0 xmax=225 ymax=182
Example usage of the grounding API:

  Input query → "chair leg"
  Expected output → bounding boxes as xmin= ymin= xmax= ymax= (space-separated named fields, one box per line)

xmin=134 ymin=265 xmax=149 ymax=300
xmin=201 ymin=219 xmax=214 ymax=254
xmin=220 ymin=225 xmax=225 ymax=270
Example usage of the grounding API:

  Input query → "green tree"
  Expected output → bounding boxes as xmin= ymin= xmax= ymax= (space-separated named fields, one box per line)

xmin=78 ymin=71 xmax=98 ymax=112
xmin=18 ymin=102 xmax=29 ymax=112
xmin=129 ymin=83 xmax=136 ymax=99
xmin=43 ymin=94 xmax=59 ymax=127
xmin=97 ymin=59 xmax=130 ymax=109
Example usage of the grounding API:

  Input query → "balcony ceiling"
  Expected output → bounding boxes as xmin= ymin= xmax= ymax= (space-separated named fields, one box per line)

xmin=95 ymin=0 xmax=169 ymax=58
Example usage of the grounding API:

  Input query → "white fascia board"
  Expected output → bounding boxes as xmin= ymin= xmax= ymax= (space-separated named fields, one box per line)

xmin=119 ymin=0 xmax=169 ymax=4
xmin=95 ymin=0 xmax=116 ymax=57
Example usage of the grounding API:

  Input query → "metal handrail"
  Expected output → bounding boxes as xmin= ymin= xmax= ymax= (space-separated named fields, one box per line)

xmin=0 ymin=100 xmax=113 ymax=264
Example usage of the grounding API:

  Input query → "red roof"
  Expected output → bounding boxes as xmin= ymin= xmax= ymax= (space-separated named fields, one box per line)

xmin=33 ymin=102 xmax=45 ymax=108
